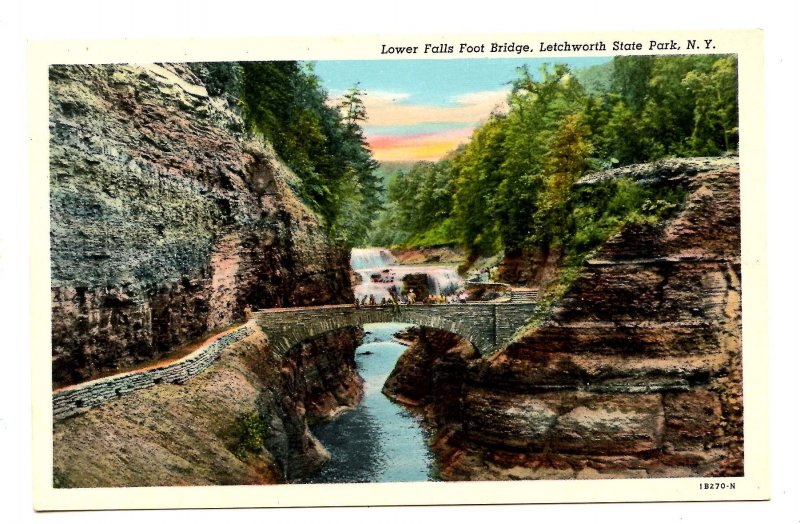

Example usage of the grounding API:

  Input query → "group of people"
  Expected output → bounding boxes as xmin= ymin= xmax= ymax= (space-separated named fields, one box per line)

xmin=421 ymin=293 xmax=460 ymax=304
xmin=354 ymin=290 xmax=467 ymax=308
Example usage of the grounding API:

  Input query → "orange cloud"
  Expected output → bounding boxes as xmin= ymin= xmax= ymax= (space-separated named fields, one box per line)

xmin=368 ymin=127 xmax=475 ymax=162
xmin=330 ymin=88 xmax=510 ymax=162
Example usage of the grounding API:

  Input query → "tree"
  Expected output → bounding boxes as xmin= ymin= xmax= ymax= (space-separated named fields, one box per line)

xmin=682 ymin=56 xmax=738 ymax=154
xmin=534 ymin=113 xmax=593 ymax=245
xmin=340 ymin=83 xmax=369 ymax=129
xmin=490 ymin=63 xmax=586 ymax=251
xmin=239 ymin=62 xmax=381 ymax=246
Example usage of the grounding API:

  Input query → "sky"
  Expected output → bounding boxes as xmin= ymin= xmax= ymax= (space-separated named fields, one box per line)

xmin=312 ymin=57 xmax=612 ymax=163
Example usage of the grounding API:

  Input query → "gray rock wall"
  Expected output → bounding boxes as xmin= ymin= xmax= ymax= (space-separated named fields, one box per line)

xmin=50 ymin=64 xmax=353 ymax=385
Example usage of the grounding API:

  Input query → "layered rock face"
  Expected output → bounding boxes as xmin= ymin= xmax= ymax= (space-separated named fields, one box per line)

xmin=53 ymin=325 xmax=364 ymax=487
xmin=392 ymin=158 xmax=743 ymax=480
xmin=50 ymin=64 xmax=353 ymax=386
xmin=496 ymin=245 xmax=562 ymax=289
xmin=383 ymin=327 xmax=477 ymax=407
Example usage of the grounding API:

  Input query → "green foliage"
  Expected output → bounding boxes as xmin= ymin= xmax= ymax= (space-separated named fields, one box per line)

xmin=368 ymin=159 xmax=460 ymax=248
xmin=574 ymin=61 xmax=614 ymax=95
xmin=567 ymin=176 xmax=686 ymax=260
xmin=531 ymin=112 xmax=593 ymax=246
xmin=233 ymin=411 xmax=268 ymax=459
xmin=370 ymin=55 xmax=736 ymax=269
xmin=238 ymin=62 xmax=381 ymax=246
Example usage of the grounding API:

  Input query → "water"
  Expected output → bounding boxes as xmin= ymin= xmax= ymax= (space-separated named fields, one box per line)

xmin=304 ymin=322 xmax=437 ymax=483
xmin=351 ymin=248 xmax=396 ymax=270
xmin=351 ymin=247 xmax=462 ymax=302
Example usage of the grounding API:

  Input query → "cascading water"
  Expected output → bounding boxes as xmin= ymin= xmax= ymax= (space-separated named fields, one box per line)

xmin=351 ymin=248 xmax=396 ymax=270
xmin=350 ymin=248 xmax=462 ymax=301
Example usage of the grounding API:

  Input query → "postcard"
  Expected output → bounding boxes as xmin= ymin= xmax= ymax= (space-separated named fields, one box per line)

xmin=29 ymin=29 xmax=768 ymax=509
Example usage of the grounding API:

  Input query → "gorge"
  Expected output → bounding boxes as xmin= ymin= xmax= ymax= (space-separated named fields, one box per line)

xmin=49 ymin=61 xmax=743 ymax=487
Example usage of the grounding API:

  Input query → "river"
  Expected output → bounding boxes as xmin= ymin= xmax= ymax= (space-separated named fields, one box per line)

xmin=305 ymin=322 xmax=437 ymax=483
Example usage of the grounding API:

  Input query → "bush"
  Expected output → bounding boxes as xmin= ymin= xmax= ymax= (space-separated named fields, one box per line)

xmin=233 ymin=411 xmax=267 ymax=459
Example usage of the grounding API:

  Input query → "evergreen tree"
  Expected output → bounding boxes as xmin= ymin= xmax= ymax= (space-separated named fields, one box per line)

xmin=238 ymin=63 xmax=381 ymax=246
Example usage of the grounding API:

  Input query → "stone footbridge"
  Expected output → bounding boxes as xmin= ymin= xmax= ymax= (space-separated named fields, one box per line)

xmin=53 ymin=302 xmax=538 ymax=420
xmin=253 ymin=302 xmax=539 ymax=357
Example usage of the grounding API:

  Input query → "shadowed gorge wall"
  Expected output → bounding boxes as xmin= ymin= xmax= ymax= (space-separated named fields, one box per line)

xmin=49 ymin=64 xmax=353 ymax=386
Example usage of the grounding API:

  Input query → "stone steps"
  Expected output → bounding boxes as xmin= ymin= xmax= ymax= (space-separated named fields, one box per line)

xmin=510 ymin=290 xmax=538 ymax=302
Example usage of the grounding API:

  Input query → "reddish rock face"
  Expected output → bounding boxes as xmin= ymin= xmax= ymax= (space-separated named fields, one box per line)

xmin=390 ymin=158 xmax=743 ymax=480
xmin=497 ymin=245 xmax=562 ymax=289
xmin=382 ymin=328 xmax=476 ymax=406
xmin=49 ymin=64 xmax=353 ymax=386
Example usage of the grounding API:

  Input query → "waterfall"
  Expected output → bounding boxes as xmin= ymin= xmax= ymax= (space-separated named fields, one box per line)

xmin=426 ymin=268 xmax=461 ymax=296
xmin=350 ymin=248 xmax=396 ymax=270
xmin=350 ymin=248 xmax=462 ymax=301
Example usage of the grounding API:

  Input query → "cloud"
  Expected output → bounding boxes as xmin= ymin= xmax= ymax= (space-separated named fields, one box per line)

xmin=327 ymin=90 xmax=410 ymax=108
xmin=450 ymin=88 xmax=510 ymax=107
xmin=359 ymin=88 xmax=508 ymax=129
xmin=330 ymin=87 xmax=510 ymax=161
xmin=368 ymin=127 xmax=475 ymax=162
xmin=364 ymin=90 xmax=412 ymax=103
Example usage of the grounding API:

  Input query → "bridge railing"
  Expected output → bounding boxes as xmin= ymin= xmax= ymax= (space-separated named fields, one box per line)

xmin=252 ymin=302 xmax=538 ymax=357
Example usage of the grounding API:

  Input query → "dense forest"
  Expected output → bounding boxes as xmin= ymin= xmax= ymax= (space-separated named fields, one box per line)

xmin=191 ymin=56 xmax=737 ymax=266
xmin=369 ymin=55 xmax=738 ymax=267
xmin=191 ymin=61 xmax=382 ymax=246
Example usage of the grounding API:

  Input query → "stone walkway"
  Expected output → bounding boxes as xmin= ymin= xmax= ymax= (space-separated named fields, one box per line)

xmin=52 ymin=321 xmax=255 ymax=420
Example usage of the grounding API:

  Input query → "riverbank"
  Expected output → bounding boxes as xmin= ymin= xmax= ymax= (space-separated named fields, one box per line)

xmin=306 ymin=323 xmax=436 ymax=483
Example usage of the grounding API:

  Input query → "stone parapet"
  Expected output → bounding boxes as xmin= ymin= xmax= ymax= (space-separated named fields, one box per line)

xmin=52 ymin=322 xmax=255 ymax=420
xmin=254 ymin=303 xmax=537 ymax=357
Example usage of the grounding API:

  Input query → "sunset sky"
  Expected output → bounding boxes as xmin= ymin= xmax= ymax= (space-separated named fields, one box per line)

xmin=313 ymin=57 xmax=611 ymax=163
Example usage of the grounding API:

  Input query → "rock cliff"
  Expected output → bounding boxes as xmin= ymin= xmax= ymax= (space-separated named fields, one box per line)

xmin=53 ymin=326 xmax=364 ymax=487
xmin=387 ymin=158 xmax=743 ymax=480
xmin=49 ymin=64 xmax=353 ymax=386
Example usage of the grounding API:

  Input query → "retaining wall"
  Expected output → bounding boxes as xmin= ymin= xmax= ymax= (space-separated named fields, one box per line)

xmin=52 ymin=322 xmax=255 ymax=421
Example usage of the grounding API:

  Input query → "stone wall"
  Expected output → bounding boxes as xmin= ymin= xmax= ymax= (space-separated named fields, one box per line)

xmin=253 ymin=302 xmax=538 ymax=357
xmin=52 ymin=323 xmax=255 ymax=421
xmin=50 ymin=64 xmax=353 ymax=386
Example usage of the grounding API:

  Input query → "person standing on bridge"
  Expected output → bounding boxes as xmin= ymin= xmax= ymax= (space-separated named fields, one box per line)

xmin=407 ymin=290 xmax=416 ymax=305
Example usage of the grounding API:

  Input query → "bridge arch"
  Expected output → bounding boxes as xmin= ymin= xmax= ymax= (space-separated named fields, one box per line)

xmin=252 ymin=303 xmax=537 ymax=358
